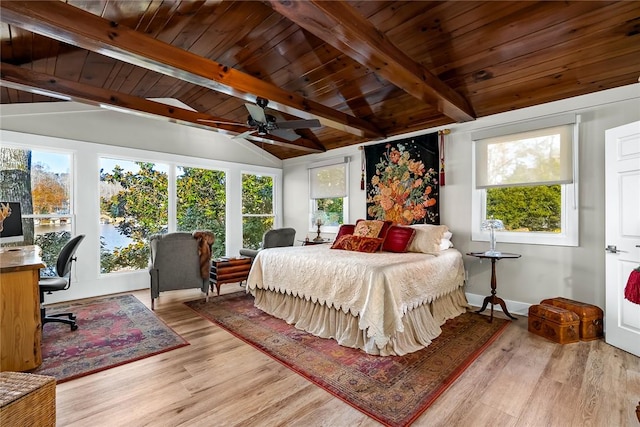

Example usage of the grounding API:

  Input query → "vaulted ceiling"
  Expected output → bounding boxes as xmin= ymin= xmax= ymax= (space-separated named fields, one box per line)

xmin=1 ymin=1 xmax=639 ymax=159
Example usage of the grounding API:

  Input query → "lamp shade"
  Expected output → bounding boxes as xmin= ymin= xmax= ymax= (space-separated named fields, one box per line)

xmin=481 ymin=218 xmax=504 ymax=231
xmin=313 ymin=209 xmax=328 ymax=226
xmin=481 ymin=217 xmax=504 ymax=255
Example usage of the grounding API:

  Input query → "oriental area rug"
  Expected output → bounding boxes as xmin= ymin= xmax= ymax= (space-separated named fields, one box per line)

xmin=186 ymin=292 xmax=510 ymax=427
xmin=33 ymin=294 xmax=188 ymax=383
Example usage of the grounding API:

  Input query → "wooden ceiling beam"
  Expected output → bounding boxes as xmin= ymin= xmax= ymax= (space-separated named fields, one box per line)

xmin=0 ymin=1 xmax=384 ymax=139
xmin=266 ymin=0 xmax=476 ymax=123
xmin=0 ymin=62 xmax=325 ymax=154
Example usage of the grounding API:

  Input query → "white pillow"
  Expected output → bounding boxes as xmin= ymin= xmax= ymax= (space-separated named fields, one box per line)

xmin=440 ymin=230 xmax=453 ymax=250
xmin=439 ymin=239 xmax=453 ymax=250
xmin=407 ymin=224 xmax=449 ymax=253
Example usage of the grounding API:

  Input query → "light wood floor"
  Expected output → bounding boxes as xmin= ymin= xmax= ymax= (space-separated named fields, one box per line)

xmin=53 ymin=286 xmax=640 ymax=427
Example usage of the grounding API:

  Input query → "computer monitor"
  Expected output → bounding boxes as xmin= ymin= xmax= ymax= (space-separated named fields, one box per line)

xmin=0 ymin=201 xmax=24 ymax=244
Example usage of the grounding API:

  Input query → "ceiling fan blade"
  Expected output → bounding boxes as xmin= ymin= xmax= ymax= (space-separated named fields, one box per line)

xmin=197 ymin=118 xmax=247 ymax=126
xmin=232 ymin=130 xmax=256 ymax=140
xmin=245 ymin=103 xmax=267 ymax=123
xmin=270 ymin=128 xmax=301 ymax=141
xmin=275 ymin=119 xmax=321 ymax=129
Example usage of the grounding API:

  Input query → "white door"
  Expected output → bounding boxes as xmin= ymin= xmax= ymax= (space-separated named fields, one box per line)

xmin=605 ymin=121 xmax=640 ymax=357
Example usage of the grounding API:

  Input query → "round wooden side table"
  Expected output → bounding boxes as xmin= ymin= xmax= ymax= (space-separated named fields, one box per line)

xmin=467 ymin=252 xmax=521 ymax=322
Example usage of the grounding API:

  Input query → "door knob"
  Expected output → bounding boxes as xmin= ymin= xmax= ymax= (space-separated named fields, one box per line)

xmin=605 ymin=245 xmax=627 ymax=253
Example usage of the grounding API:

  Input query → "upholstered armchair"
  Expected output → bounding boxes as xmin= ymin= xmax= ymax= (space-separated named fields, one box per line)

xmin=149 ymin=232 xmax=213 ymax=309
xmin=239 ymin=227 xmax=296 ymax=259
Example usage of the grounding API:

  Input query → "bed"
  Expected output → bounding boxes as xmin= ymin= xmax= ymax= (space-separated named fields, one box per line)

xmin=244 ymin=230 xmax=468 ymax=356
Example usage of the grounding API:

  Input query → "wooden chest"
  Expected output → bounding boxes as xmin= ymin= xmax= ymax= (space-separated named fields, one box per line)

xmin=540 ymin=297 xmax=603 ymax=341
xmin=528 ymin=304 xmax=580 ymax=344
xmin=210 ymin=257 xmax=252 ymax=295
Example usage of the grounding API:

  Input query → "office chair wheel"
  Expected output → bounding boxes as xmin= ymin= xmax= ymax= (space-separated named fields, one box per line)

xmin=71 ymin=324 xmax=78 ymax=331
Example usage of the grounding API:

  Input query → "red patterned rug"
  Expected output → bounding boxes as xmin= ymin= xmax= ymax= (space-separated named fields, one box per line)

xmin=33 ymin=294 xmax=188 ymax=383
xmin=186 ymin=292 xmax=510 ymax=427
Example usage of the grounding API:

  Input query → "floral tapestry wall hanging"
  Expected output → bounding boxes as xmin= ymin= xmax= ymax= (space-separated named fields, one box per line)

xmin=364 ymin=133 xmax=440 ymax=225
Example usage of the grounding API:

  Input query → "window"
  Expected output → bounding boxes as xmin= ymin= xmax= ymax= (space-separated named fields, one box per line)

xmin=472 ymin=114 xmax=579 ymax=246
xmin=177 ymin=166 xmax=226 ymax=258
xmin=308 ymin=157 xmax=349 ymax=233
xmin=242 ymin=173 xmax=274 ymax=250
xmin=0 ymin=146 xmax=73 ymax=275
xmin=100 ymin=158 xmax=168 ymax=273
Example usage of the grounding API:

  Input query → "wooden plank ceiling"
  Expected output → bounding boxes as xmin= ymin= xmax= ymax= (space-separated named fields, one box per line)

xmin=1 ymin=1 xmax=639 ymax=160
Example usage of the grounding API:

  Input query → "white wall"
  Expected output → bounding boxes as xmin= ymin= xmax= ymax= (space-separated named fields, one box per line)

xmin=1 ymin=102 xmax=283 ymax=303
xmin=0 ymin=102 xmax=282 ymax=169
xmin=2 ymin=86 xmax=639 ymax=310
xmin=282 ymin=84 xmax=640 ymax=313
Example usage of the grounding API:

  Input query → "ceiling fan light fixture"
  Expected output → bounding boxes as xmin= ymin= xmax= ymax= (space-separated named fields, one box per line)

xmin=257 ymin=124 xmax=269 ymax=135
xmin=266 ymin=114 xmax=277 ymax=124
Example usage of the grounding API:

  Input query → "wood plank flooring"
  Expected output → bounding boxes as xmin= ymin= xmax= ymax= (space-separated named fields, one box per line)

xmin=53 ymin=287 xmax=640 ymax=426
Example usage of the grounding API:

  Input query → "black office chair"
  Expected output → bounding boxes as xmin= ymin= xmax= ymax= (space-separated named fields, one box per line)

xmin=39 ymin=234 xmax=85 ymax=331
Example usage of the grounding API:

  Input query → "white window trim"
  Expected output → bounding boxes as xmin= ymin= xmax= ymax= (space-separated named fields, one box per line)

xmin=309 ymin=196 xmax=349 ymax=234
xmin=3 ymin=144 xmax=77 ymax=234
xmin=471 ymin=185 xmax=578 ymax=246
xmin=471 ymin=116 xmax=580 ymax=247
xmin=240 ymin=171 xmax=279 ymax=227
xmin=308 ymin=157 xmax=350 ymax=234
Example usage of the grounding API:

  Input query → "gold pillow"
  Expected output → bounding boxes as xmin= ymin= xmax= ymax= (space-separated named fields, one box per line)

xmin=353 ymin=220 xmax=384 ymax=238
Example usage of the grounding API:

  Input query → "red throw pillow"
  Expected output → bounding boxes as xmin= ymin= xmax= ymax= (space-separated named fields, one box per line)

xmin=334 ymin=224 xmax=355 ymax=242
xmin=382 ymin=226 xmax=416 ymax=253
xmin=331 ymin=234 xmax=383 ymax=253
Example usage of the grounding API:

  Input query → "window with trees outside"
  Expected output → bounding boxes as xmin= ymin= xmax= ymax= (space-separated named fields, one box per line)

xmin=242 ymin=173 xmax=274 ymax=250
xmin=100 ymin=159 xmax=230 ymax=274
xmin=100 ymin=158 xmax=169 ymax=273
xmin=471 ymin=114 xmax=579 ymax=247
xmin=177 ymin=166 xmax=226 ymax=257
xmin=308 ymin=158 xmax=349 ymax=233
xmin=0 ymin=146 xmax=73 ymax=275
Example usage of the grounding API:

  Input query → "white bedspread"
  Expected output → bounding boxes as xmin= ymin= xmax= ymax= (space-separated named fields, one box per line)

xmin=245 ymin=245 xmax=465 ymax=349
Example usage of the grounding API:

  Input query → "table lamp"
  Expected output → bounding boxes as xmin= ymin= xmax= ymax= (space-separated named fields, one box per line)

xmin=312 ymin=210 xmax=328 ymax=242
xmin=481 ymin=217 xmax=504 ymax=256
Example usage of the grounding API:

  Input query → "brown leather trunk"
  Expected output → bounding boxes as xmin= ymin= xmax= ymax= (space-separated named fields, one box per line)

xmin=540 ymin=297 xmax=603 ymax=341
xmin=528 ymin=304 xmax=580 ymax=344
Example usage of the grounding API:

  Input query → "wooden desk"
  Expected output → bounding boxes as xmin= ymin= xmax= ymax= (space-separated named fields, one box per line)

xmin=0 ymin=246 xmax=45 ymax=372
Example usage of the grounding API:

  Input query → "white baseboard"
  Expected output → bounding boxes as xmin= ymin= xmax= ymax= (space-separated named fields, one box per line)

xmin=465 ymin=292 xmax=531 ymax=317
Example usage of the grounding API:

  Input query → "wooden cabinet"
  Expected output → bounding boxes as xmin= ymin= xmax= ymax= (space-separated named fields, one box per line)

xmin=209 ymin=257 xmax=252 ymax=295
xmin=0 ymin=246 xmax=45 ymax=372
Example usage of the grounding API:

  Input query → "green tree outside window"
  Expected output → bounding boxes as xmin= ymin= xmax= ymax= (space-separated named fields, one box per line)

xmin=486 ymin=185 xmax=561 ymax=232
xmin=242 ymin=174 xmax=274 ymax=250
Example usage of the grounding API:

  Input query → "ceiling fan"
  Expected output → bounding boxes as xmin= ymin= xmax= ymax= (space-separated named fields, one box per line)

xmin=198 ymin=97 xmax=321 ymax=141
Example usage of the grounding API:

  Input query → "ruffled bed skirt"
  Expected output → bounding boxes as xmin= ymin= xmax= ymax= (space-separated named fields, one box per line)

xmin=251 ymin=286 xmax=469 ymax=356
